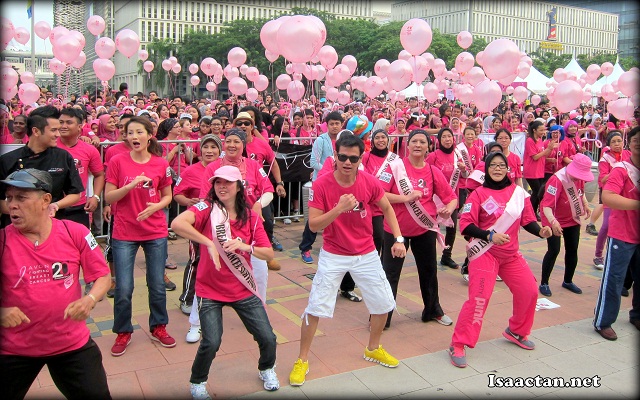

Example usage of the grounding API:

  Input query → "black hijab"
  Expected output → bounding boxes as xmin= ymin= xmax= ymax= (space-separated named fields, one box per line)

xmin=437 ymin=128 xmax=454 ymax=154
xmin=370 ymin=129 xmax=389 ymax=158
xmin=483 ymin=152 xmax=511 ymax=190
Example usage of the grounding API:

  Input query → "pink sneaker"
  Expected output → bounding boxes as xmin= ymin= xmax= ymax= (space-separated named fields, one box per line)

xmin=111 ymin=332 xmax=132 ymax=356
xmin=151 ymin=325 xmax=176 ymax=348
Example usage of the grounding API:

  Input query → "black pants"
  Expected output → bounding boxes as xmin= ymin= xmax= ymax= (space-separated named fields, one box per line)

xmin=1 ymin=339 xmax=111 ymax=400
xmin=526 ymin=177 xmax=545 ymax=214
xmin=57 ymin=205 xmax=90 ymax=229
xmin=443 ymin=209 xmax=459 ymax=259
xmin=541 ymin=224 xmax=581 ymax=285
xmin=372 ymin=215 xmax=384 ymax=256
xmin=382 ymin=230 xmax=444 ymax=325
xmin=180 ymin=240 xmax=201 ymax=305
xmin=458 ymin=188 xmax=469 ymax=212
xmin=262 ymin=203 xmax=274 ymax=241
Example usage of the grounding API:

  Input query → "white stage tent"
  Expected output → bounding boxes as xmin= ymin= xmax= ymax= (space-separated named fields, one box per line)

xmin=563 ymin=58 xmax=587 ymax=78
xmin=590 ymin=62 xmax=625 ymax=95
xmin=513 ymin=65 xmax=550 ymax=95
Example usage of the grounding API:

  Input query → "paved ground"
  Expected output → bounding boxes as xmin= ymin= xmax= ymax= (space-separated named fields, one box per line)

xmin=26 ymin=208 xmax=638 ymax=399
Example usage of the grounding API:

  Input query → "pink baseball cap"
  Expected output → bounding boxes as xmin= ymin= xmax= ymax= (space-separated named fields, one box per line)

xmin=566 ymin=154 xmax=594 ymax=182
xmin=209 ymin=165 xmax=242 ymax=183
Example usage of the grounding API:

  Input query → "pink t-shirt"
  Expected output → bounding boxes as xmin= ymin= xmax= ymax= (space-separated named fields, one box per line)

xmin=57 ymin=139 xmax=104 ymax=206
xmin=104 ymin=142 xmax=130 ymax=168
xmin=505 ymin=152 xmax=522 ymax=181
xmin=426 ymin=149 xmax=463 ymax=195
xmin=361 ymin=152 xmax=394 ymax=217
xmin=604 ymin=164 xmax=640 ymax=244
xmin=309 ymin=171 xmax=384 ymax=256
xmin=246 ymin=137 xmax=275 ymax=166
xmin=199 ymin=158 xmax=274 ymax=205
xmin=162 ymin=140 xmax=194 ymax=174
xmin=560 ymin=137 xmax=581 ymax=165
xmin=0 ymin=133 xmax=29 ymax=144
xmin=523 ymin=137 xmax=546 ymax=179
xmin=598 ymin=150 xmax=631 ymax=188
xmin=380 ymin=158 xmax=457 ymax=237
xmin=540 ymin=173 xmax=586 ymax=228
xmin=174 ymin=162 xmax=207 ymax=200
xmin=458 ymin=143 xmax=482 ymax=189
xmin=0 ymin=219 xmax=109 ymax=356
xmin=106 ymin=153 xmax=172 ymax=241
xmin=190 ymin=203 xmax=270 ymax=302
xmin=459 ymin=185 xmax=536 ymax=259
xmin=543 ymin=139 xmax=565 ymax=175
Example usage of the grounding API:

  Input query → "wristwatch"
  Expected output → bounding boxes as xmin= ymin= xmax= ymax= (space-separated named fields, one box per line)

xmin=395 ymin=236 xmax=405 ymax=244
xmin=276 ymin=182 xmax=285 ymax=187
xmin=92 ymin=194 xmax=100 ymax=202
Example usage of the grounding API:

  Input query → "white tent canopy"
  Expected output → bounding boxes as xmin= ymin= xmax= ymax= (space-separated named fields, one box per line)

xmin=399 ymin=82 xmax=426 ymax=99
xmin=590 ymin=62 xmax=625 ymax=95
xmin=514 ymin=65 xmax=550 ymax=95
xmin=563 ymin=58 xmax=587 ymax=78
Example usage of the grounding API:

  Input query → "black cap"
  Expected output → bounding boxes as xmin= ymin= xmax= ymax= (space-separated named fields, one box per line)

xmin=1 ymin=169 xmax=53 ymax=193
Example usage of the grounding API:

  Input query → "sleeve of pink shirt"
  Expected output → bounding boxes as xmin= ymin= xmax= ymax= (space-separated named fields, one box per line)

xmin=88 ymin=146 xmax=104 ymax=175
xmin=432 ymin=167 xmax=457 ymax=205
xmin=67 ymin=221 xmax=110 ymax=283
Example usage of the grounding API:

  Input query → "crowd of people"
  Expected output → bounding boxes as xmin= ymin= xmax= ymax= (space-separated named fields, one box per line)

xmin=1 ymin=83 xmax=638 ymax=399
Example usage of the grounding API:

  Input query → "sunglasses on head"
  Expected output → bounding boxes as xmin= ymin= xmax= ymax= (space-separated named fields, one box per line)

xmin=336 ymin=154 xmax=361 ymax=163
xmin=235 ymin=121 xmax=252 ymax=127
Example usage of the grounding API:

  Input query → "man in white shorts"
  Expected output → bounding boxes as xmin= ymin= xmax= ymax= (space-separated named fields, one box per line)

xmin=288 ymin=134 xmax=407 ymax=386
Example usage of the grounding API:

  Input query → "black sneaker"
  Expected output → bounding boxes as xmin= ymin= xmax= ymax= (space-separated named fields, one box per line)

xmin=585 ymin=223 xmax=598 ymax=236
xmin=440 ymin=256 xmax=459 ymax=269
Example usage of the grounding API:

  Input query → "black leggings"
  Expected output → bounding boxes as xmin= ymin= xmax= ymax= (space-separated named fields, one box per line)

xmin=372 ymin=215 xmax=384 ymax=256
xmin=443 ymin=208 xmax=459 ymax=259
xmin=541 ymin=224 xmax=581 ymax=285
xmin=526 ymin=178 xmax=545 ymax=213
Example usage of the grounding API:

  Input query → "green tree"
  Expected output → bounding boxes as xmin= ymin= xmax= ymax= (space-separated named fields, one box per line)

xmin=529 ymin=50 xmax=572 ymax=77
xmin=138 ymin=38 xmax=178 ymax=95
xmin=577 ymin=52 xmax=640 ymax=71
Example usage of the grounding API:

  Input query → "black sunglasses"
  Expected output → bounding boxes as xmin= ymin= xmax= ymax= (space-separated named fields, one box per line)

xmin=235 ymin=121 xmax=252 ymax=127
xmin=336 ymin=154 xmax=361 ymax=163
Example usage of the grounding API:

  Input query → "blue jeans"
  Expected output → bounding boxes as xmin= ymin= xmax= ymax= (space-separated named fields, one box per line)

xmin=112 ymin=238 xmax=168 ymax=333
xmin=298 ymin=221 xmax=317 ymax=252
xmin=190 ymin=295 xmax=277 ymax=383
xmin=594 ymin=237 xmax=640 ymax=329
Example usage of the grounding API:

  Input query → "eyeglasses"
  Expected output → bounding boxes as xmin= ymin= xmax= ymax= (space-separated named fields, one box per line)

xmin=488 ymin=163 xmax=507 ymax=169
xmin=336 ymin=154 xmax=361 ymax=163
xmin=235 ymin=121 xmax=252 ymax=127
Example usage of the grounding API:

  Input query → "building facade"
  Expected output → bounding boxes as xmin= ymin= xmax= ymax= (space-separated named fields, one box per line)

xmin=1 ymin=50 xmax=56 ymax=90
xmin=391 ymin=1 xmax=618 ymax=58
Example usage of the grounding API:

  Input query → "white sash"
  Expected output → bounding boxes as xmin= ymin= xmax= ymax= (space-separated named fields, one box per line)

xmin=466 ymin=186 xmax=528 ymax=261
xmin=209 ymin=203 xmax=263 ymax=302
xmin=449 ymin=149 xmax=463 ymax=190
xmin=555 ymin=168 xmax=585 ymax=225
xmin=601 ymin=152 xmax=623 ymax=169
xmin=375 ymin=152 xmax=398 ymax=178
xmin=620 ymin=161 xmax=640 ymax=192
xmin=389 ymin=158 xmax=448 ymax=248
xmin=456 ymin=143 xmax=473 ymax=177
xmin=468 ymin=169 xmax=485 ymax=185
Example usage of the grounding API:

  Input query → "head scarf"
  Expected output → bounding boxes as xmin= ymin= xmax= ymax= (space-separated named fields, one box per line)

xmin=483 ymin=152 xmax=511 ymax=190
xmin=372 ymin=118 xmax=389 ymax=133
xmin=563 ymin=120 xmax=579 ymax=137
xmin=97 ymin=114 xmax=116 ymax=142
xmin=483 ymin=115 xmax=495 ymax=132
xmin=370 ymin=129 xmax=389 ymax=158
xmin=157 ymin=118 xmax=178 ymax=140
xmin=437 ymin=128 xmax=454 ymax=154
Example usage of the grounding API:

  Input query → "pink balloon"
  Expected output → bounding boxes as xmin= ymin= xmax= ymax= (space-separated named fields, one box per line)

xmin=19 ymin=71 xmax=35 ymax=84
xmin=398 ymin=50 xmax=412 ymax=61
xmin=611 ymin=80 xmax=619 ymax=93
xmin=171 ymin=64 xmax=181 ymax=74
xmin=277 ymin=15 xmax=323 ymax=63
xmin=601 ymin=62 xmax=614 ymax=77
xmin=409 ymin=55 xmax=429 ymax=83
xmin=206 ymin=82 xmax=216 ymax=92
xmin=245 ymin=66 xmax=259 ymax=82
xmin=325 ymin=87 xmax=339 ymax=102
xmin=18 ymin=83 xmax=40 ymax=104
xmin=454 ymin=52 xmax=474 ymax=74
xmin=421 ymin=52 xmax=435 ymax=68
xmin=342 ymin=55 xmax=357 ymax=75
xmin=553 ymin=68 xmax=567 ymax=83
xmin=374 ymin=59 xmax=390 ymax=78
xmin=188 ymin=63 xmax=199 ymax=75
xmin=161 ymin=59 xmax=172 ymax=71
xmin=275 ymin=74 xmax=292 ymax=90
xmin=531 ymin=94 xmax=541 ymax=106
xmin=521 ymin=56 xmax=533 ymax=67
xmin=482 ymin=39 xmax=520 ymax=80
xmin=337 ymin=90 xmax=350 ymax=105
xmin=610 ymin=98 xmax=634 ymax=120
xmin=457 ymin=31 xmax=473 ymax=49
xmin=498 ymin=73 xmax=517 ymax=86
xmin=48 ymin=58 xmax=66 ymax=75
xmin=227 ymin=47 xmax=247 ymax=68
xmin=475 ymin=51 xmax=485 ymax=66
xmin=432 ymin=58 xmax=446 ymax=78
xmin=224 ymin=65 xmax=239 ymax=79
xmin=34 ymin=21 xmax=51 ymax=40
xmin=260 ymin=19 xmax=284 ymax=55
xmin=618 ymin=70 xmax=639 ymax=97
xmin=582 ymin=90 xmax=592 ymax=103
xmin=400 ymin=18 xmax=433 ymax=55
xmin=168 ymin=56 xmax=178 ymax=67
xmin=239 ymin=64 xmax=249 ymax=75
xmin=553 ymin=80 xmax=583 ymax=112
xmin=265 ymin=49 xmax=279 ymax=63
xmin=200 ymin=58 xmax=217 ymax=76
xmin=138 ymin=50 xmax=149 ymax=61
xmin=517 ymin=62 xmax=531 ymax=79
xmin=14 ymin=27 xmax=30 ymax=45
xmin=87 ymin=15 xmax=106 ymax=36
xmin=286 ymin=80 xmax=305 ymax=101
xmin=302 ymin=64 xmax=315 ymax=81
xmin=213 ymin=75 xmax=223 ymax=85
xmin=456 ymin=84 xmax=474 ymax=104
xmin=190 ymin=75 xmax=200 ymax=86
xmin=423 ymin=82 xmax=440 ymax=103
xmin=387 ymin=59 xmax=413 ymax=91
xmin=246 ymin=88 xmax=259 ymax=102
xmin=1 ymin=67 xmax=19 ymax=87
xmin=473 ymin=80 xmax=502 ymax=113
xmin=49 ymin=26 xmax=69 ymax=46
xmin=228 ymin=77 xmax=248 ymax=95
xmin=95 ymin=37 xmax=116 ymax=59
xmin=467 ymin=66 xmax=486 ymax=87
xmin=306 ymin=15 xmax=327 ymax=52
xmin=2 ymin=84 xmax=17 ymax=101
xmin=334 ymin=63 xmax=351 ymax=83
xmin=115 ymin=29 xmax=140 ymax=58
xmin=513 ymin=86 xmax=528 ymax=103
xmin=586 ymin=64 xmax=601 ymax=79
xmin=318 ymin=45 xmax=338 ymax=70
xmin=314 ymin=65 xmax=326 ymax=81
xmin=143 ymin=61 xmax=154 ymax=73
xmin=254 ymin=75 xmax=269 ymax=91
xmin=292 ymin=73 xmax=303 ymax=81
xmin=71 ymin=51 xmax=87 ymax=69
xmin=93 ymin=59 xmax=115 ymax=81
xmin=506 ymin=86 xmax=514 ymax=95
xmin=53 ymin=35 xmax=82 ymax=64
xmin=69 ymin=30 xmax=85 ymax=48
xmin=363 ymin=76 xmax=384 ymax=98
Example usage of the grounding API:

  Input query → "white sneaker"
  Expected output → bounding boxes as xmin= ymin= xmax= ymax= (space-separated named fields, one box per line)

xmin=434 ymin=314 xmax=453 ymax=326
xmin=258 ymin=367 xmax=280 ymax=391
xmin=462 ymin=273 xmax=469 ymax=282
xmin=283 ymin=218 xmax=292 ymax=225
xmin=292 ymin=210 xmax=300 ymax=222
xmin=190 ymin=382 xmax=211 ymax=400
xmin=496 ymin=275 xmax=503 ymax=281
xmin=186 ymin=325 xmax=201 ymax=343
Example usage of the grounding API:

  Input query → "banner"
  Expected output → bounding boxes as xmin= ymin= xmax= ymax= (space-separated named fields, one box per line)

xmin=273 ymin=142 xmax=314 ymax=183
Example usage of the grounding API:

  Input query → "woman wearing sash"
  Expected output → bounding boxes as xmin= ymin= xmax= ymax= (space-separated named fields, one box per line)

xmin=457 ymin=127 xmax=483 ymax=213
xmin=380 ymin=129 xmax=458 ymax=328
xmin=172 ymin=166 xmax=280 ymax=397
xmin=426 ymin=127 xmax=469 ymax=269
xmin=494 ymin=128 xmax=523 ymax=188
xmin=538 ymin=153 xmax=594 ymax=297
xmin=449 ymin=152 xmax=552 ymax=368
xmin=524 ymin=120 xmax=555 ymax=219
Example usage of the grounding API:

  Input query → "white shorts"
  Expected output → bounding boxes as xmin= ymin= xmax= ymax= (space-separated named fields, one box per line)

xmin=304 ymin=248 xmax=396 ymax=318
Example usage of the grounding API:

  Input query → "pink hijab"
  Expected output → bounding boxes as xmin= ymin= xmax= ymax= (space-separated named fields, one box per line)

xmin=97 ymin=114 xmax=117 ymax=142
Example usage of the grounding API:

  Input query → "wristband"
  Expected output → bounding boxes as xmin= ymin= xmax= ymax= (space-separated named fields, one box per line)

xmin=489 ymin=231 xmax=494 ymax=243
xmin=87 ymin=293 xmax=97 ymax=304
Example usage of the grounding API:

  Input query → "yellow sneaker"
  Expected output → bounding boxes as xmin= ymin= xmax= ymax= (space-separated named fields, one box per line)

xmin=289 ymin=358 xmax=309 ymax=386
xmin=364 ymin=345 xmax=399 ymax=368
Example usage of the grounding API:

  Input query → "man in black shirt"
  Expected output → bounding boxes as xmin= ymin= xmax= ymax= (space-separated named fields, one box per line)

xmin=0 ymin=106 xmax=84 ymax=227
